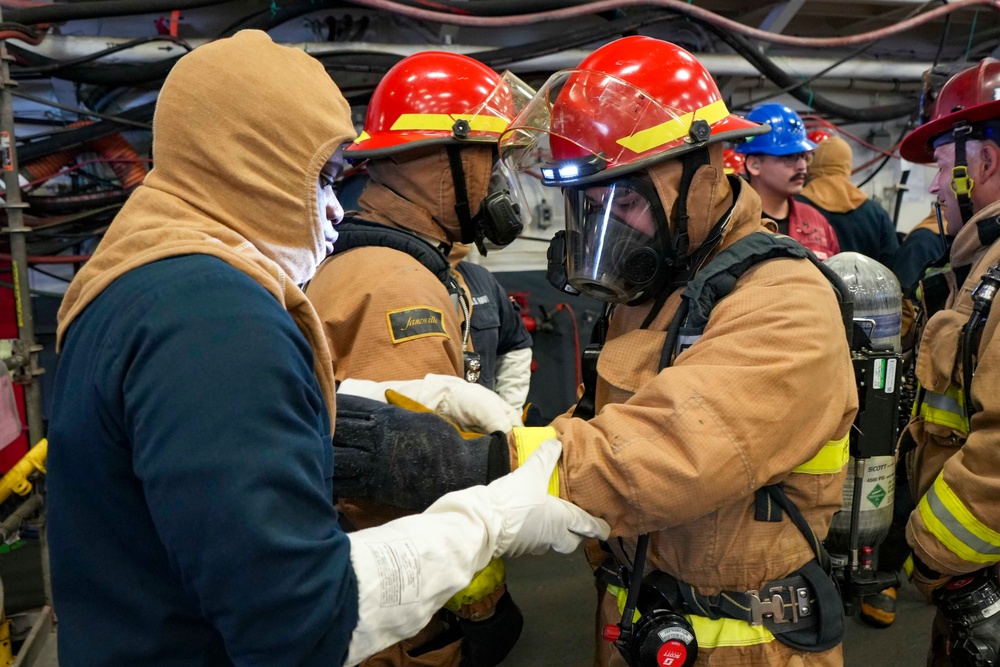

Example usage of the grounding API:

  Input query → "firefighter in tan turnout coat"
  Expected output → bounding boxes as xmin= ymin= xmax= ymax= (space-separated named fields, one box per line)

xmin=306 ymin=51 xmax=535 ymax=667
xmin=896 ymin=58 xmax=1000 ymax=666
xmin=495 ymin=37 xmax=857 ymax=667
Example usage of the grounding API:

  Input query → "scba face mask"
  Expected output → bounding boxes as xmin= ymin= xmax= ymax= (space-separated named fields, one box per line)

xmin=563 ymin=176 xmax=668 ymax=304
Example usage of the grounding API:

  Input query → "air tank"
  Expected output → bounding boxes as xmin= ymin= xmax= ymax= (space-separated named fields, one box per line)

xmin=823 ymin=252 xmax=902 ymax=555
xmin=825 ymin=251 xmax=902 ymax=352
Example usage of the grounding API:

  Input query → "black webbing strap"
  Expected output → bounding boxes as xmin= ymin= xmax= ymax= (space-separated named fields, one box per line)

xmin=755 ymin=484 xmax=832 ymax=575
xmin=572 ymin=309 xmax=610 ymax=420
xmin=446 ymin=145 xmax=475 ymax=243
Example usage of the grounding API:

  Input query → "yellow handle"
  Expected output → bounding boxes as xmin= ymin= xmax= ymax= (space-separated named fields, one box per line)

xmin=0 ymin=438 xmax=47 ymax=506
xmin=384 ymin=389 xmax=483 ymax=440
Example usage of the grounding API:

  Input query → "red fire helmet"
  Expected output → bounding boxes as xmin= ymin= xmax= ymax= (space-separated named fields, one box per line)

xmin=347 ymin=51 xmax=534 ymax=159
xmin=722 ymin=148 xmax=745 ymax=175
xmin=899 ymin=58 xmax=1000 ymax=163
xmin=807 ymin=129 xmax=836 ymax=145
xmin=499 ymin=36 xmax=766 ymax=186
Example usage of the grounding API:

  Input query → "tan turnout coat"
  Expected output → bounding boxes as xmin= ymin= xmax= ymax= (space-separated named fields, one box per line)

xmin=905 ymin=199 xmax=1000 ymax=576
xmin=526 ymin=162 xmax=858 ymax=666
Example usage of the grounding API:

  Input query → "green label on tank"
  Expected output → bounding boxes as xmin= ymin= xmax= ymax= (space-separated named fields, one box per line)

xmin=867 ymin=484 xmax=887 ymax=508
xmin=873 ymin=358 xmax=886 ymax=390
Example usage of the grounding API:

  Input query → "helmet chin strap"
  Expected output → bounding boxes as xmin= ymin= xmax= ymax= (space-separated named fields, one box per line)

xmin=950 ymin=122 xmax=976 ymax=226
xmin=446 ymin=144 xmax=478 ymax=246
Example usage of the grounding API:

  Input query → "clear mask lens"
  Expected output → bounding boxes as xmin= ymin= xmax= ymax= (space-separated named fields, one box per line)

xmin=564 ymin=179 xmax=662 ymax=303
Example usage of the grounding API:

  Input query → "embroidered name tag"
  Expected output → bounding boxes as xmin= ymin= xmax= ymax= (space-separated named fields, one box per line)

xmin=387 ymin=306 xmax=449 ymax=344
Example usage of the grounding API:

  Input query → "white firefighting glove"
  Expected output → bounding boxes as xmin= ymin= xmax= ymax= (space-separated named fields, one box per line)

xmin=337 ymin=373 xmax=523 ymax=434
xmin=344 ymin=439 xmax=607 ymax=665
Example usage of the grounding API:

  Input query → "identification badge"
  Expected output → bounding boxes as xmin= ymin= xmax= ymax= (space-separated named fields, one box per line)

xmin=387 ymin=306 xmax=449 ymax=344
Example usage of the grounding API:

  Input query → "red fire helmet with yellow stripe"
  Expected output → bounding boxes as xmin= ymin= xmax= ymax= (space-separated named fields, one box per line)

xmin=499 ymin=36 xmax=766 ymax=186
xmin=346 ymin=51 xmax=534 ymax=159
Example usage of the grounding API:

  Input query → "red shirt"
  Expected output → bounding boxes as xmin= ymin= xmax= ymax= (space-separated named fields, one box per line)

xmin=786 ymin=198 xmax=840 ymax=260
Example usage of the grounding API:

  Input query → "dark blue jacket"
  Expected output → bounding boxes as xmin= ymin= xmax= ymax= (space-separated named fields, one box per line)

xmin=893 ymin=227 xmax=952 ymax=296
xmin=48 ymin=255 xmax=358 ymax=667
xmin=798 ymin=196 xmax=900 ymax=267
xmin=455 ymin=261 xmax=532 ymax=391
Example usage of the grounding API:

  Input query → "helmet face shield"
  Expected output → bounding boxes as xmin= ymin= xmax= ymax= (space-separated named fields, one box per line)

xmin=499 ymin=67 xmax=764 ymax=188
xmin=463 ymin=70 xmax=536 ymax=141
xmin=564 ymin=177 xmax=666 ymax=303
xmin=501 ymin=70 xmax=694 ymax=185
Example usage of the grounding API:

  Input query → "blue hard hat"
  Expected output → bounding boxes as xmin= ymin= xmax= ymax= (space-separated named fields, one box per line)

xmin=734 ymin=104 xmax=816 ymax=156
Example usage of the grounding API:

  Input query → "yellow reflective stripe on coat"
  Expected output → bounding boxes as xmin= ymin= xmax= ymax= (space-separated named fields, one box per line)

xmin=511 ymin=426 xmax=560 ymax=496
xmin=609 ymin=585 xmax=774 ymax=648
xmin=389 ymin=113 xmax=508 ymax=134
xmin=792 ymin=434 xmax=850 ymax=475
xmin=686 ymin=615 xmax=775 ymax=648
xmin=615 ymin=99 xmax=730 ymax=154
xmin=918 ymin=473 xmax=1000 ymax=565
xmin=917 ymin=386 xmax=970 ymax=435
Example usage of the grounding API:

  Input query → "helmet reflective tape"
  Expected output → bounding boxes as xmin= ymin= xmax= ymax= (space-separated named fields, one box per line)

xmin=616 ymin=99 xmax=730 ymax=154
xmin=390 ymin=113 xmax=510 ymax=134
xmin=918 ymin=472 xmax=1000 ymax=564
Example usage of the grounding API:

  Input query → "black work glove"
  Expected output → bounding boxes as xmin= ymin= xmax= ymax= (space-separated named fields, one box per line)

xmin=332 ymin=393 xmax=511 ymax=511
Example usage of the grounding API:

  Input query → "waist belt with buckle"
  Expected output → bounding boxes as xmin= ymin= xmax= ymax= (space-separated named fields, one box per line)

xmin=676 ymin=574 xmax=819 ymax=635
xmin=595 ymin=557 xmax=817 ymax=635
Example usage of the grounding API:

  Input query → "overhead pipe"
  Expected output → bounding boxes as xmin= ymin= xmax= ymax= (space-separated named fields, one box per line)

xmin=11 ymin=35 xmax=941 ymax=82
xmin=346 ymin=0 xmax=1000 ymax=49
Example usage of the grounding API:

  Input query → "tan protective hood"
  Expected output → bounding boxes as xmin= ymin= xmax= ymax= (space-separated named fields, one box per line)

xmin=358 ymin=145 xmax=494 ymax=244
xmin=448 ymin=242 xmax=473 ymax=268
xmin=646 ymin=143 xmax=736 ymax=255
xmin=56 ymin=30 xmax=356 ymax=419
xmin=800 ymin=137 xmax=867 ymax=213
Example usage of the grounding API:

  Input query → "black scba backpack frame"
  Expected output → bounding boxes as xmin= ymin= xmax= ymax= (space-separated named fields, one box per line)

xmin=561 ymin=232 xmax=903 ymax=665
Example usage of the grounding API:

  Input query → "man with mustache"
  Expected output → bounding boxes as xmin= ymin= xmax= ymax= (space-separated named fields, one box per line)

xmin=737 ymin=103 xmax=840 ymax=260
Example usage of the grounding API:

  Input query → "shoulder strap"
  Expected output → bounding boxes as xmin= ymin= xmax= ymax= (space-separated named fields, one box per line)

xmin=333 ymin=216 xmax=457 ymax=291
xmin=661 ymin=232 xmax=852 ymax=370
xmin=681 ymin=232 xmax=812 ymax=331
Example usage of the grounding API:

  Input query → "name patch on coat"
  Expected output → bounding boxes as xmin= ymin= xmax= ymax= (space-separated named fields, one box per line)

xmin=387 ymin=306 xmax=449 ymax=344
